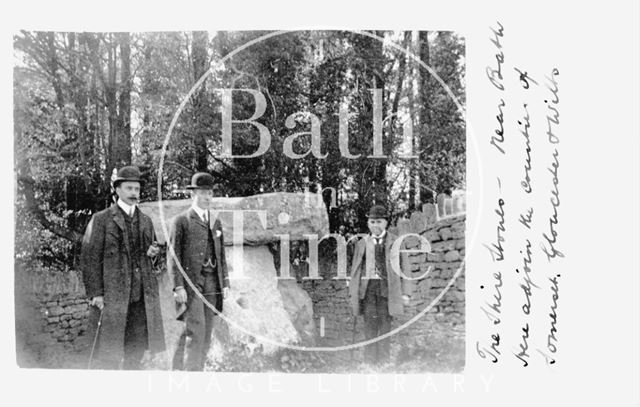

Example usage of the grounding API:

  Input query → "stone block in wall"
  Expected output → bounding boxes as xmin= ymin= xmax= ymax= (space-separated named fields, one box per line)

xmin=444 ymin=250 xmax=461 ymax=262
xmin=451 ymin=220 xmax=465 ymax=232
xmin=408 ymin=253 xmax=427 ymax=264
xmin=455 ymin=239 xmax=466 ymax=250
xmin=427 ymin=252 xmax=443 ymax=262
xmin=417 ymin=278 xmax=430 ymax=293
xmin=439 ymin=227 xmax=453 ymax=241
xmin=435 ymin=261 xmax=462 ymax=270
xmin=48 ymin=306 xmax=64 ymax=317
xmin=451 ymin=228 xmax=465 ymax=240
xmin=400 ymin=233 xmax=421 ymax=249
xmin=428 ymin=279 xmax=446 ymax=290
xmin=425 ymin=266 xmax=440 ymax=279
xmin=430 ymin=240 xmax=457 ymax=252
xmin=419 ymin=262 xmax=434 ymax=277
xmin=424 ymin=229 xmax=440 ymax=243
xmin=447 ymin=289 xmax=465 ymax=302
xmin=408 ymin=262 xmax=421 ymax=273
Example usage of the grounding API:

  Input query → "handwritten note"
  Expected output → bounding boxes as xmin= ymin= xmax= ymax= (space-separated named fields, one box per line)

xmin=477 ymin=21 xmax=562 ymax=367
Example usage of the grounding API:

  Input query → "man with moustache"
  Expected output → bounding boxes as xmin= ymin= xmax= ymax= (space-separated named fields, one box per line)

xmin=168 ymin=172 xmax=230 ymax=371
xmin=80 ymin=166 xmax=166 ymax=370
xmin=349 ymin=204 xmax=411 ymax=366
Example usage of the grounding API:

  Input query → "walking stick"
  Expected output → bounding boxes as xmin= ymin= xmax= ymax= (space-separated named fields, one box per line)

xmin=87 ymin=307 xmax=104 ymax=369
xmin=350 ymin=311 xmax=358 ymax=363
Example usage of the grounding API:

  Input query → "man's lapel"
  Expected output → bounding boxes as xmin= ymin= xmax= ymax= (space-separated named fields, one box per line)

xmin=136 ymin=207 xmax=150 ymax=244
xmin=188 ymin=208 xmax=208 ymax=229
xmin=384 ymin=231 xmax=393 ymax=251
xmin=110 ymin=204 xmax=131 ymax=258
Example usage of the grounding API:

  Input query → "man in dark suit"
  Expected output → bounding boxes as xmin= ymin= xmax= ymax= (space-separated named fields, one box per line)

xmin=80 ymin=166 xmax=166 ymax=370
xmin=168 ymin=172 xmax=230 ymax=371
xmin=349 ymin=205 xmax=411 ymax=366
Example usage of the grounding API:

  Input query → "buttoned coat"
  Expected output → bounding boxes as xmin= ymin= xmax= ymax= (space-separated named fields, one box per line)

xmin=80 ymin=205 xmax=166 ymax=366
xmin=348 ymin=232 xmax=411 ymax=317
xmin=167 ymin=208 xmax=229 ymax=315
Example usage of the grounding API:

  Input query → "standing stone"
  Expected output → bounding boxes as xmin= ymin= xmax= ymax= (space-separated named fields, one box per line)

xmin=212 ymin=246 xmax=300 ymax=356
xmin=140 ymin=192 xmax=329 ymax=245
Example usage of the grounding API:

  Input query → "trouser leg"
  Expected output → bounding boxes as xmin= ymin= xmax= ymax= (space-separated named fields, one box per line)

xmin=201 ymin=294 xmax=216 ymax=366
xmin=376 ymin=295 xmax=392 ymax=364
xmin=172 ymin=330 xmax=186 ymax=370
xmin=200 ymin=272 xmax=221 ymax=367
xmin=362 ymin=282 xmax=380 ymax=364
xmin=123 ymin=298 xmax=148 ymax=370
xmin=183 ymin=295 xmax=206 ymax=371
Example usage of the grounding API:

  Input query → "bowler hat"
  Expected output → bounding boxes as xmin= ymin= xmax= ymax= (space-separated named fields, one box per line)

xmin=112 ymin=166 xmax=144 ymax=188
xmin=366 ymin=204 xmax=388 ymax=219
xmin=186 ymin=172 xmax=216 ymax=190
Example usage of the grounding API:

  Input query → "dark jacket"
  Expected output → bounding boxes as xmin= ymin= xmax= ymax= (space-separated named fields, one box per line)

xmin=167 ymin=209 xmax=229 ymax=308
xmin=349 ymin=232 xmax=410 ymax=317
xmin=80 ymin=204 xmax=166 ymax=363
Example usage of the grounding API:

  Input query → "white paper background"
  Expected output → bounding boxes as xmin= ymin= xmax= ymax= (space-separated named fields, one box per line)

xmin=1 ymin=0 xmax=638 ymax=405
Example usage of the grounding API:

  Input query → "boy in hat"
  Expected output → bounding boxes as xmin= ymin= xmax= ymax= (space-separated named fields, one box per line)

xmin=168 ymin=172 xmax=230 ymax=371
xmin=80 ymin=165 xmax=166 ymax=369
xmin=349 ymin=204 xmax=411 ymax=366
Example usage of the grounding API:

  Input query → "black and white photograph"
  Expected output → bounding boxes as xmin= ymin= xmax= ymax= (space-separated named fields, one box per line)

xmin=13 ymin=30 xmax=466 ymax=373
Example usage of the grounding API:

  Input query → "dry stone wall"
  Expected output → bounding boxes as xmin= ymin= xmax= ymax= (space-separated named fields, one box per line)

xmin=300 ymin=200 xmax=466 ymax=366
xmin=29 ymin=267 xmax=90 ymax=348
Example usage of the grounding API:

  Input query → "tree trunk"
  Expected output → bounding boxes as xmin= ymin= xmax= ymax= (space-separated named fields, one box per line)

xmin=371 ymin=30 xmax=387 ymax=205
xmin=192 ymin=31 xmax=209 ymax=172
xmin=392 ymin=31 xmax=412 ymax=210
xmin=117 ymin=32 xmax=132 ymax=165
xmin=418 ymin=31 xmax=433 ymax=204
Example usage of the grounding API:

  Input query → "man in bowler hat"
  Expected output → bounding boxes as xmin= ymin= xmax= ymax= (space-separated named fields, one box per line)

xmin=168 ymin=172 xmax=230 ymax=371
xmin=80 ymin=165 xmax=166 ymax=369
xmin=349 ymin=205 xmax=411 ymax=365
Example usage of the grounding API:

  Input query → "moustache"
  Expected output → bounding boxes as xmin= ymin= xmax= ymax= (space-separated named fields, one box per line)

xmin=128 ymin=197 xmax=138 ymax=201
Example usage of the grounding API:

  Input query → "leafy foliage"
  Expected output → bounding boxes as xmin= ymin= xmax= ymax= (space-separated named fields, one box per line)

xmin=14 ymin=30 xmax=466 ymax=268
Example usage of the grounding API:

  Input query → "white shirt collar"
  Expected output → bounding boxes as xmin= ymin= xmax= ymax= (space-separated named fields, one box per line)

xmin=371 ymin=230 xmax=387 ymax=240
xmin=117 ymin=198 xmax=136 ymax=216
xmin=191 ymin=202 xmax=208 ymax=221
